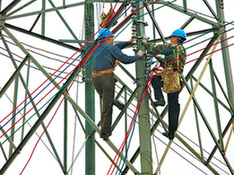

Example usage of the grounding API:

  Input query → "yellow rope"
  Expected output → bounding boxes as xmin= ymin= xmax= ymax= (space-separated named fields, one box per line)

xmin=224 ymin=122 xmax=234 ymax=154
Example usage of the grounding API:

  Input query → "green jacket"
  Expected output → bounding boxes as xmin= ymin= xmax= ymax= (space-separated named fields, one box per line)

xmin=145 ymin=43 xmax=186 ymax=73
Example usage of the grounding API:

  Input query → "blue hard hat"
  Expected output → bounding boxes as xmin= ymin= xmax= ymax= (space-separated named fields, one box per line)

xmin=97 ymin=28 xmax=114 ymax=40
xmin=170 ymin=29 xmax=187 ymax=40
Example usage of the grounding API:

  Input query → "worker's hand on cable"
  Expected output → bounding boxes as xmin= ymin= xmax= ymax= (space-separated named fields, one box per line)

xmin=142 ymin=35 xmax=149 ymax=45
xmin=136 ymin=50 xmax=145 ymax=58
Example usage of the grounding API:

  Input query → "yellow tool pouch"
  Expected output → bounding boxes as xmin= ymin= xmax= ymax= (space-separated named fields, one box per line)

xmin=161 ymin=46 xmax=182 ymax=93
xmin=161 ymin=69 xmax=181 ymax=93
xmin=100 ymin=5 xmax=117 ymax=27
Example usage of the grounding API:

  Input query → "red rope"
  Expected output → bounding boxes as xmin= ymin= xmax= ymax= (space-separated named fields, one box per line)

xmin=19 ymin=75 xmax=77 ymax=175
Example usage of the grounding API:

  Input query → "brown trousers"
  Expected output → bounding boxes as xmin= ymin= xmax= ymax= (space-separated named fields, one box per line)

xmin=92 ymin=73 xmax=115 ymax=134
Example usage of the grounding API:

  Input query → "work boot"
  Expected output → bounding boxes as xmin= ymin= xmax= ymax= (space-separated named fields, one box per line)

xmin=113 ymin=100 xmax=125 ymax=110
xmin=100 ymin=132 xmax=112 ymax=141
xmin=162 ymin=132 xmax=174 ymax=140
xmin=152 ymin=99 xmax=165 ymax=107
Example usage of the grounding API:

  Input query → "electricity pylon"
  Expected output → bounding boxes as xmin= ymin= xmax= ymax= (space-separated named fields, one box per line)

xmin=0 ymin=1 xmax=233 ymax=174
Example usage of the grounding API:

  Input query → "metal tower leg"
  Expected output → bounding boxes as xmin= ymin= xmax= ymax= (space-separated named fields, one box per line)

xmin=215 ymin=0 xmax=234 ymax=107
xmin=84 ymin=2 xmax=95 ymax=175
xmin=135 ymin=1 xmax=152 ymax=174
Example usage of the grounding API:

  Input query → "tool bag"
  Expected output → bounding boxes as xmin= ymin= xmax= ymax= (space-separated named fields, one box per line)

xmin=161 ymin=46 xmax=181 ymax=93
xmin=100 ymin=5 xmax=117 ymax=27
xmin=161 ymin=69 xmax=181 ymax=93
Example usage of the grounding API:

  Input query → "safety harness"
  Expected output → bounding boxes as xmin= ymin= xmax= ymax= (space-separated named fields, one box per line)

xmin=93 ymin=67 xmax=115 ymax=77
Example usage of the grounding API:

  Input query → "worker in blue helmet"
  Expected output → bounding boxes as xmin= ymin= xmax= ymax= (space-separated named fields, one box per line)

xmin=142 ymin=29 xmax=187 ymax=139
xmin=93 ymin=28 xmax=145 ymax=141
xmin=170 ymin=28 xmax=187 ymax=43
xmin=97 ymin=28 xmax=114 ymax=40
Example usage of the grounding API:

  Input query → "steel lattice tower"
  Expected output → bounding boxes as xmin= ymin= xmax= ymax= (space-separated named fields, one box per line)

xmin=0 ymin=0 xmax=233 ymax=174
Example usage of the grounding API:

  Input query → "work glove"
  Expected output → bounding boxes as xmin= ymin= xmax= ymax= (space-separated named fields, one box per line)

xmin=136 ymin=50 xmax=145 ymax=58
xmin=128 ymin=37 xmax=137 ymax=45
xmin=142 ymin=35 xmax=149 ymax=45
xmin=154 ymin=55 xmax=162 ymax=59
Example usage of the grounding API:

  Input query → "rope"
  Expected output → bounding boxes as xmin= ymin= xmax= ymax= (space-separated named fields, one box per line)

xmin=19 ymin=91 xmax=69 ymax=174
xmin=0 ymin=48 xmax=80 ymax=80
xmin=0 ymin=35 xmax=74 ymax=65
xmin=107 ymin=1 xmax=166 ymax=174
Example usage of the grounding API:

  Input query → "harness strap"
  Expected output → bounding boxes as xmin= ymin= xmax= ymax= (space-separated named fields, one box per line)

xmin=93 ymin=67 xmax=115 ymax=77
xmin=176 ymin=45 xmax=181 ymax=72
